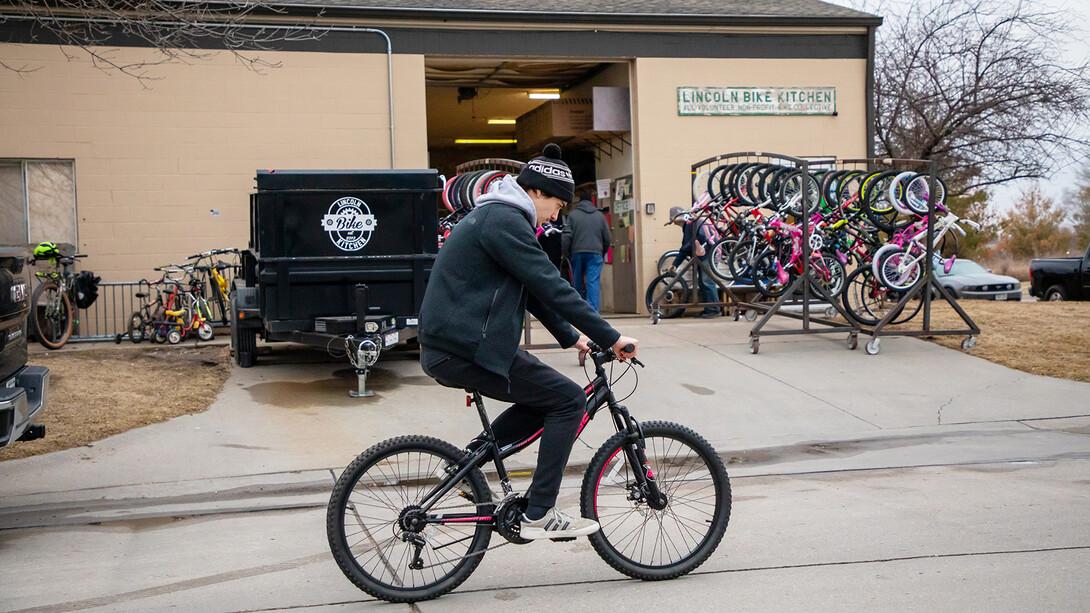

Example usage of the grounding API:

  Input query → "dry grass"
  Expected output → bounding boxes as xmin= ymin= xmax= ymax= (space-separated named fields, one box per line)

xmin=911 ymin=299 xmax=1090 ymax=382
xmin=976 ymin=256 xmax=1032 ymax=282
xmin=0 ymin=345 xmax=231 ymax=461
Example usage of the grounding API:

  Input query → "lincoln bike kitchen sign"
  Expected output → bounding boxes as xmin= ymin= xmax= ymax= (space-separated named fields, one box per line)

xmin=678 ymin=87 xmax=836 ymax=116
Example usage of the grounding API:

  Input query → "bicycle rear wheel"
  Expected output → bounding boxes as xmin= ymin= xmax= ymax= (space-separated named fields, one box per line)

xmin=581 ymin=421 xmax=731 ymax=580
xmin=30 ymin=282 xmax=73 ymax=350
xmin=645 ymin=274 xmax=690 ymax=319
xmin=327 ymin=436 xmax=492 ymax=603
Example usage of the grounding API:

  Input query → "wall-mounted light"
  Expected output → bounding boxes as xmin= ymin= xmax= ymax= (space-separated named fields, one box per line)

xmin=487 ymin=119 xmax=517 ymax=125
xmin=645 ymin=202 xmax=655 ymax=215
xmin=528 ymin=89 xmax=561 ymax=100
xmin=455 ymin=138 xmax=518 ymax=145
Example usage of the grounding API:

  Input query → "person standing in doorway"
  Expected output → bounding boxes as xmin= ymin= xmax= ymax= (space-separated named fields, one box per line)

xmin=668 ymin=205 xmax=721 ymax=318
xmin=562 ymin=190 xmax=612 ymax=311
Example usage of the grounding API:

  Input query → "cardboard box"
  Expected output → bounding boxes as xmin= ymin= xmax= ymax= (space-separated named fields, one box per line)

xmin=516 ymin=98 xmax=593 ymax=151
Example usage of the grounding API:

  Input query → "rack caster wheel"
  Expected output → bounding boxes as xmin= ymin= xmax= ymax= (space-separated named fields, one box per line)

xmin=733 ymin=309 xmax=740 ymax=321
xmin=744 ymin=309 xmax=758 ymax=322
xmin=847 ymin=334 xmax=858 ymax=350
xmin=961 ymin=335 xmax=977 ymax=350
xmin=864 ymin=338 xmax=881 ymax=355
xmin=749 ymin=338 xmax=759 ymax=354
xmin=825 ymin=306 xmax=837 ymax=319
xmin=651 ymin=313 xmax=660 ymax=325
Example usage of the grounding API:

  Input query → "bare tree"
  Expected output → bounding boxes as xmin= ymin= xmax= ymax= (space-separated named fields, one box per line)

xmin=870 ymin=0 xmax=1090 ymax=194
xmin=0 ymin=1 xmax=323 ymax=82
xmin=1066 ymin=164 xmax=1090 ymax=247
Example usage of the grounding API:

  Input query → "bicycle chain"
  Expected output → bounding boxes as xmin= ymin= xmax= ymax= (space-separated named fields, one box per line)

xmin=411 ymin=497 xmax=516 ymax=571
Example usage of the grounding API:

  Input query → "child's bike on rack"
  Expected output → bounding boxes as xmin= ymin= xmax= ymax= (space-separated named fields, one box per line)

xmin=326 ymin=344 xmax=732 ymax=603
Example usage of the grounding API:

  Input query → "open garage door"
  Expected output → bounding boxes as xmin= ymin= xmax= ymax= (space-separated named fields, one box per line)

xmin=424 ymin=58 xmax=638 ymax=312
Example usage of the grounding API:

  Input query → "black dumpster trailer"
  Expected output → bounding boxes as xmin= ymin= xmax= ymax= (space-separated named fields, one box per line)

xmin=231 ymin=169 xmax=439 ymax=397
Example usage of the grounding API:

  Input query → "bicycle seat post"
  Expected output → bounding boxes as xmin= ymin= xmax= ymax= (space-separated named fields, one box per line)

xmin=467 ymin=391 xmax=493 ymax=437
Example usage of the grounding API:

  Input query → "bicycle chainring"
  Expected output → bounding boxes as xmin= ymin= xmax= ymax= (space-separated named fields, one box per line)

xmin=493 ymin=495 xmax=532 ymax=545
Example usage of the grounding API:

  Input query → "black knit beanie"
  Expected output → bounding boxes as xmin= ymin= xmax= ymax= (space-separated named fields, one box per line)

xmin=517 ymin=143 xmax=575 ymax=203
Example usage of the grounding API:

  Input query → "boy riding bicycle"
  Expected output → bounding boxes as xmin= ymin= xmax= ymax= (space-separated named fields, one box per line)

xmin=418 ymin=143 xmax=638 ymax=540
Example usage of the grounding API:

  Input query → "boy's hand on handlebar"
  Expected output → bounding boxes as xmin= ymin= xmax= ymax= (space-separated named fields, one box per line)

xmin=613 ymin=336 xmax=638 ymax=361
xmin=573 ymin=334 xmax=592 ymax=356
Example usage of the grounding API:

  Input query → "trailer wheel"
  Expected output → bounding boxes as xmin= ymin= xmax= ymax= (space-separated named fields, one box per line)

xmin=230 ymin=290 xmax=257 ymax=367
xmin=236 ymin=327 xmax=256 ymax=368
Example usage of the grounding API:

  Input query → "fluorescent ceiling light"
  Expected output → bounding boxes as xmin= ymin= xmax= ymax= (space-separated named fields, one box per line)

xmin=488 ymin=119 xmax=517 ymax=125
xmin=455 ymin=138 xmax=518 ymax=144
xmin=528 ymin=92 xmax=561 ymax=100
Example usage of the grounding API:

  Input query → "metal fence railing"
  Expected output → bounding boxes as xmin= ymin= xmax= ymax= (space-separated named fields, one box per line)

xmin=27 ymin=278 xmax=235 ymax=344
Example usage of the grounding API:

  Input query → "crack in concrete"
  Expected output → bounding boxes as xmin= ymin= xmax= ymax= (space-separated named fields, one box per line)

xmin=938 ymin=375 xmax=1027 ymax=425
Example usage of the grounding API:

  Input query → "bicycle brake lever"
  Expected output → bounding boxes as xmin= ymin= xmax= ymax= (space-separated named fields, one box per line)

xmin=629 ymin=357 xmax=645 ymax=368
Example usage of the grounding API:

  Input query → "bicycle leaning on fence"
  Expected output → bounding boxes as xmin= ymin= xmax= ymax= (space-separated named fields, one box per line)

xmin=28 ymin=242 xmax=93 ymax=350
xmin=326 ymin=343 xmax=732 ymax=603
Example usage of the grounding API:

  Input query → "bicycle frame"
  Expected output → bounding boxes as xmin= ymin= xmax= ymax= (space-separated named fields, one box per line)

xmin=414 ymin=353 xmax=662 ymax=527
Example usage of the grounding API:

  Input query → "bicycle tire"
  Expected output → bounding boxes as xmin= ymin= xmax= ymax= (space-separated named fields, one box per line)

xmin=813 ymin=251 xmax=847 ymax=299
xmin=841 ymin=267 xmax=922 ymax=326
xmin=645 ymin=273 xmax=690 ymax=319
xmin=726 ymin=233 xmax=761 ymax=285
xmin=581 ymin=421 xmax=731 ymax=581
xmin=128 ymin=312 xmax=146 ymax=344
xmin=657 ymin=250 xmax=681 ymax=276
xmin=751 ymin=248 xmax=793 ymax=299
xmin=707 ymin=237 xmax=737 ymax=281
xmin=30 ymin=281 xmax=73 ymax=350
xmin=877 ymin=248 xmax=921 ymax=291
xmin=327 ymin=435 xmax=492 ymax=603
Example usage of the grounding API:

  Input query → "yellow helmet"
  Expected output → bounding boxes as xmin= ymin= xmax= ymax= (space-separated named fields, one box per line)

xmin=34 ymin=242 xmax=60 ymax=259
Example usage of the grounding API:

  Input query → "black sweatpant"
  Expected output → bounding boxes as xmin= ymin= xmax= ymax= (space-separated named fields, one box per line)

xmin=421 ymin=345 xmax=586 ymax=511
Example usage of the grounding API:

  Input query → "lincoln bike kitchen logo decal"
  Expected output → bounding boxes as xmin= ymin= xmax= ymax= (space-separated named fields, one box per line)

xmin=321 ymin=197 xmax=377 ymax=251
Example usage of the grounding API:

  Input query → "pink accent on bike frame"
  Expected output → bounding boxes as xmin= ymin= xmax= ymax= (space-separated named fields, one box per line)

xmin=439 ymin=516 xmax=491 ymax=523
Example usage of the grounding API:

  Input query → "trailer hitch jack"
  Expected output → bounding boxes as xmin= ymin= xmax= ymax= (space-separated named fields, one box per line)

xmin=347 ymin=338 xmax=381 ymax=398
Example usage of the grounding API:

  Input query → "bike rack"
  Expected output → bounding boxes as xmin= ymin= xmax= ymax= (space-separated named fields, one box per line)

xmin=653 ymin=152 xmax=860 ymax=352
xmin=843 ymin=158 xmax=981 ymax=355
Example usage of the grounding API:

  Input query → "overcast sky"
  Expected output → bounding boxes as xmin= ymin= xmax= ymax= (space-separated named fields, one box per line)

xmin=826 ymin=0 xmax=1090 ymax=215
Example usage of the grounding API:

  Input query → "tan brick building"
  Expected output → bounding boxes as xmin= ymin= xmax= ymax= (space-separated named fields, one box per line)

xmin=0 ymin=1 xmax=881 ymax=313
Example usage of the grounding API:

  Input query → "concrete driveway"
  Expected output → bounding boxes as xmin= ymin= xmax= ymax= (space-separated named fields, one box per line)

xmin=1 ymin=315 xmax=1088 ymax=611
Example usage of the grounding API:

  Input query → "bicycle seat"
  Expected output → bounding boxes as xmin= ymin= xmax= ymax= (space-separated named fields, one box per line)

xmin=135 ymin=292 xmax=147 ymax=298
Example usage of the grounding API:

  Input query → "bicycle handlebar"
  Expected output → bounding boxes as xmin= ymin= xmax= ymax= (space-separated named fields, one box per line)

xmin=586 ymin=342 xmax=643 ymax=367
xmin=187 ymin=248 xmax=239 ymax=260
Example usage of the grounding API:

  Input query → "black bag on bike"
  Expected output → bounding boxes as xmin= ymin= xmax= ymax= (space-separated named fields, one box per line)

xmin=74 ymin=270 xmax=101 ymax=309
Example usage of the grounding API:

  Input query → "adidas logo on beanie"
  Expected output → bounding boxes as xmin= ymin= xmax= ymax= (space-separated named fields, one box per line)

xmin=517 ymin=143 xmax=575 ymax=203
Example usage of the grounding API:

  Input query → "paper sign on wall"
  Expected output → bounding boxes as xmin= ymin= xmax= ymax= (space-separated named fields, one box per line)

xmin=596 ymin=179 xmax=611 ymax=199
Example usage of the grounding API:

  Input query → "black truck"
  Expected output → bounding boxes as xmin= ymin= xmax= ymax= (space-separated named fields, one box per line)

xmin=1029 ymin=244 xmax=1090 ymax=301
xmin=230 ymin=169 xmax=439 ymax=396
xmin=1 ymin=246 xmax=49 ymax=451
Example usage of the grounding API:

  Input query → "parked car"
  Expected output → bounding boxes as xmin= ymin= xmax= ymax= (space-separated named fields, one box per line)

xmin=934 ymin=258 xmax=1022 ymax=301
xmin=1 ymin=246 xmax=50 ymax=451
xmin=1029 ymin=245 xmax=1090 ymax=301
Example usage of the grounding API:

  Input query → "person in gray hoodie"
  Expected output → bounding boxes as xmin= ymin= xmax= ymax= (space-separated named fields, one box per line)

xmin=419 ymin=144 xmax=638 ymax=540
xmin=562 ymin=192 xmax=612 ymax=311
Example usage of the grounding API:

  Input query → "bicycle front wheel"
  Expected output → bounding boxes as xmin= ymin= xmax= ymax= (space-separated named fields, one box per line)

xmin=30 ymin=282 xmax=73 ymax=350
xmin=581 ymin=421 xmax=731 ymax=580
xmin=327 ymin=436 xmax=493 ymax=603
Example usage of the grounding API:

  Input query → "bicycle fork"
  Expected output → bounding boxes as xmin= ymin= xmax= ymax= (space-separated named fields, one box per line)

xmin=606 ymin=398 xmax=668 ymax=510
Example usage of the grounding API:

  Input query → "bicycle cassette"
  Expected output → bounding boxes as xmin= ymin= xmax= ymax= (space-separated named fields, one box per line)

xmin=494 ymin=495 xmax=532 ymax=545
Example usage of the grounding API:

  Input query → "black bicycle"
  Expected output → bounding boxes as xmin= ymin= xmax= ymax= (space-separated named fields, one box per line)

xmin=326 ymin=344 xmax=732 ymax=603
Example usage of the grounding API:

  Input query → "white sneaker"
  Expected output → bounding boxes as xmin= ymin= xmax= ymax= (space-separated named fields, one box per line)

xmin=520 ymin=508 xmax=600 ymax=540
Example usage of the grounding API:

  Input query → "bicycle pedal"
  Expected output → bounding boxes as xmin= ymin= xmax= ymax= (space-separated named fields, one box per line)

xmin=549 ymin=537 xmax=577 ymax=542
